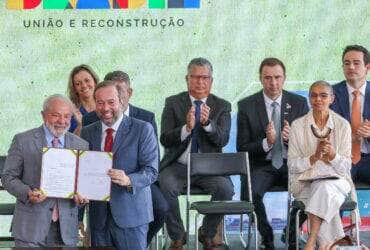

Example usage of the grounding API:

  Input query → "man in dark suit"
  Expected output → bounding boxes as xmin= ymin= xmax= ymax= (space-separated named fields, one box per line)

xmin=160 ymin=57 xmax=234 ymax=250
xmin=82 ymin=71 xmax=169 ymax=246
xmin=237 ymin=58 xmax=308 ymax=249
xmin=330 ymin=45 xmax=370 ymax=184
xmin=1 ymin=94 xmax=88 ymax=247
xmin=81 ymin=81 xmax=158 ymax=249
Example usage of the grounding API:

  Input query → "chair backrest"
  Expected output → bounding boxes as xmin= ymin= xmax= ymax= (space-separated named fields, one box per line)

xmin=189 ymin=152 xmax=249 ymax=177
xmin=188 ymin=152 xmax=253 ymax=202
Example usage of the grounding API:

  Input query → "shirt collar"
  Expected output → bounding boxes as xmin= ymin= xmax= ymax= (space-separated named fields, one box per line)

xmin=124 ymin=105 xmax=130 ymax=117
xmin=42 ymin=124 xmax=65 ymax=147
xmin=101 ymin=112 xmax=124 ymax=133
xmin=263 ymin=92 xmax=282 ymax=107
xmin=308 ymin=110 xmax=335 ymax=130
xmin=189 ymin=95 xmax=207 ymax=104
xmin=346 ymin=81 xmax=367 ymax=96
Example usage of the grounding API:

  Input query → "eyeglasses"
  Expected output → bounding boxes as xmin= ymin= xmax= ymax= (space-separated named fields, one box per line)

xmin=309 ymin=93 xmax=331 ymax=99
xmin=189 ymin=75 xmax=212 ymax=81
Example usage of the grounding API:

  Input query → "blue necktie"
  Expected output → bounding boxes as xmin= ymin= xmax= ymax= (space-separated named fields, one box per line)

xmin=191 ymin=100 xmax=203 ymax=153
xmin=271 ymin=102 xmax=283 ymax=169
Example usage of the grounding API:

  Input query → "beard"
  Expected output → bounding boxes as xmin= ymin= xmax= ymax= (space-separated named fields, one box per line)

xmin=45 ymin=121 xmax=70 ymax=137
xmin=98 ymin=107 xmax=123 ymax=127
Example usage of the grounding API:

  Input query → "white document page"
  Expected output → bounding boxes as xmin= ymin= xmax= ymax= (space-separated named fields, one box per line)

xmin=40 ymin=148 xmax=77 ymax=198
xmin=77 ymin=150 xmax=112 ymax=201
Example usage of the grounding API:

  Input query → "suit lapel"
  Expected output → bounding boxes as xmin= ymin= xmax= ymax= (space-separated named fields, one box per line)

xmin=65 ymin=134 xmax=71 ymax=149
xmin=128 ymin=104 xmax=137 ymax=118
xmin=180 ymin=93 xmax=192 ymax=121
xmin=337 ymin=82 xmax=351 ymax=121
xmin=92 ymin=122 xmax=102 ymax=151
xmin=364 ymin=81 xmax=370 ymax=119
xmin=206 ymin=94 xmax=216 ymax=119
xmin=256 ymin=91 xmax=269 ymax=128
xmin=113 ymin=116 xmax=131 ymax=153
xmin=281 ymin=91 xmax=294 ymax=126
xmin=33 ymin=125 xmax=47 ymax=149
xmin=33 ymin=126 xmax=46 ymax=165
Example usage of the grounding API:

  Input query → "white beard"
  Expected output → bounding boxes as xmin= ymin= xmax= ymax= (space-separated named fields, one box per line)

xmin=45 ymin=121 xmax=70 ymax=137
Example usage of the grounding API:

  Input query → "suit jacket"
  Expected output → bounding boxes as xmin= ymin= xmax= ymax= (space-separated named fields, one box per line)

xmin=80 ymin=116 xmax=158 ymax=228
xmin=237 ymin=90 xmax=309 ymax=168
xmin=330 ymin=80 xmax=370 ymax=150
xmin=1 ymin=126 xmax=88 ymax=245
xmin=82 ymin=104 xmax=158 ymax=135
xmin=160 ymin=91 xmax=231 ymax=171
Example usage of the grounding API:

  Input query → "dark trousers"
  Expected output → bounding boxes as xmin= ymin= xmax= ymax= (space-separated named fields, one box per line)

xmin=246 ymin=163 xmax=306 ymax=248
xmin=15 ymin=221 xmax=66 ymax=247
xmin=250 ymin=164 xmax=288 ymax=244
xmin=283 ymin=207 xmax=307 ymax=249
xmin=86 ymin=183 xmax=169 ymax=246
xmin=91 ymin=207 xmax=148 ymax=250
xmin=351 ymin=153 xmax=370 ymax=184
xmin=159 ymin=162 xmax=234 ymax=240
xmin=147 ymin=182 xmax=170 ymax=245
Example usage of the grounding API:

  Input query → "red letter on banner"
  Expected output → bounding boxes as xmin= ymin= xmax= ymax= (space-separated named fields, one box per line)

xmin=24 ymin=0 xmax=41 ymax=9
xmin=115 ymin=0 xmax=128 ymax=8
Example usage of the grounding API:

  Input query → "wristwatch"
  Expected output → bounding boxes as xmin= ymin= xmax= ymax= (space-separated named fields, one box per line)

xmin=201 ymin=120 xmax=210 ymax=126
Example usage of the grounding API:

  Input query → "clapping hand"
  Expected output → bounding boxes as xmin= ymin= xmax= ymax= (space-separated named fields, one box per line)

xmin=266 ymin=121 xmax=276 ymax=146
xmin=310 ymin=138 xmax=335 ymax=165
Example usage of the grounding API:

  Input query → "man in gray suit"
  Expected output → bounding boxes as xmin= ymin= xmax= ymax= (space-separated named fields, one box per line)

xmin=1 ymin=94 xmax=89 ymax=247
xmin=81 ymin=80 xmax=158 ymax=250
xmin=160 ymin=57 xmax=234 ymax=250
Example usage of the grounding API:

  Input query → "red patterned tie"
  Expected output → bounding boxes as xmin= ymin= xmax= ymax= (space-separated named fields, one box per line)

xmin=351 ymin=90 xmax=361 ymax=164
xmin=104 ymin=128 xmax=114 ymax=152
xmin=51 ymin=137 xmax=60 ymax=221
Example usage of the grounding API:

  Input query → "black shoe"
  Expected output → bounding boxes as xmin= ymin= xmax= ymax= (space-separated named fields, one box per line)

xmin=260 ymin=240 xmax=274 ymax=250
xmin=281 ymin=232 xmax=286 ymax=243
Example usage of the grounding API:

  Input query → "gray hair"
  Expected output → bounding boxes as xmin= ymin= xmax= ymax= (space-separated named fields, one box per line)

xmin=309 ymin=80 xmax=334 ymax=96
xmin=187 ymin=57 xmax=213 ymax=75
xmin=104 ymin=70 xmax=131 ymax=87
xmin=43 ymin=94 xmax=75 ymax=112
xmin=94 ymin=80 xmax=122 ymax=101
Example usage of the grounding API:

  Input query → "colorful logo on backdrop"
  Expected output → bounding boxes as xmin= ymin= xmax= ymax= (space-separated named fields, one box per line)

xmin=6 ymin=0 xmax=200 ymax=9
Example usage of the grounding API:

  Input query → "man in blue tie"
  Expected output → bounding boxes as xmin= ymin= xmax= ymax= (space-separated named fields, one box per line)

xmin=237 ymin=58 xmax=309 ymax=249
xmin=159 ymin=57 xmax=234 ymax=250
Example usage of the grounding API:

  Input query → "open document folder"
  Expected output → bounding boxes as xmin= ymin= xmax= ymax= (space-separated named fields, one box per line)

xmin=40 ymin=147 xmax=112 ymax=201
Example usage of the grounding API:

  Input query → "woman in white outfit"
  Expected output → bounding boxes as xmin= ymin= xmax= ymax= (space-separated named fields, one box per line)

xmin=288 ymin=81 xmax=356 ymax=249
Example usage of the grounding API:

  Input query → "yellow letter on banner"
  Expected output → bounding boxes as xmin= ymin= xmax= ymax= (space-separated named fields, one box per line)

xmin=129 ymin=0 xmax=146 ymax=9
xmin=6 ymin=0 xmax=23 ymax=10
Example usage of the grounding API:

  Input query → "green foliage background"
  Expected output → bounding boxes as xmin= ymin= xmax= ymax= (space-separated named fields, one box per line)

xmin=0 ymin=0 xmax=369 ymax=236
xmin=0 ymin=1 xmax=369 ymax=154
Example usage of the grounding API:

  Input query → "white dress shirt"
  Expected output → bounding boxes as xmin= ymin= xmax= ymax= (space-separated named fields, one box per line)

xmin=261 ymin=92 xmax=288 ymax=159
xmin=346 ymin=81 xmax=369 ymax=153
xmin=100 ymin=113 xmax=124 ymax=151
xmin=177 ymin=95 xmax=212 ymax=165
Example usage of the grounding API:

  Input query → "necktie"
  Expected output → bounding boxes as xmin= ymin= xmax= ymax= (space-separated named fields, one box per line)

xmin=104 ymin=128 xmax=114 ymax=152
xmin=191 ymin=100 xmax=203 ymax=153
xmin=51 ymin=137 xmax=60 ymax=148
xmin=351 ymin=90 xmax=361 ymax=164
xmin=51 ymin=137 xmax=60 ymax=222
xmin=271 ymin=102 xmax=283 ymax=169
